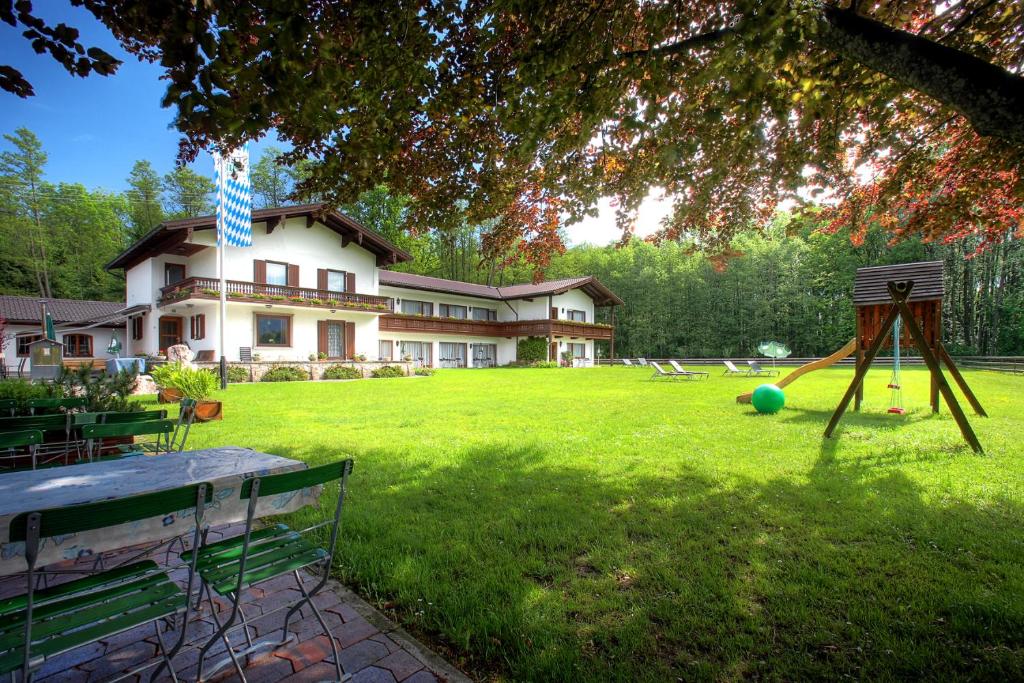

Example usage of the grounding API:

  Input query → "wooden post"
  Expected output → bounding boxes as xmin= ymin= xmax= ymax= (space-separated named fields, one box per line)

xmin=930 ymin=372 xmax=940 ymax=413
xmin=824 ymin=299 xmax=902 ymax=439
xmin=854 ymin=346 xmax=864 ymax=411
xmin=892 ymin=286 xmax=983 ymax=454
xmin=937 ymin=342 xmax=987 ymax=417
xmin=609 ymin=305 xmax=616 ymax=361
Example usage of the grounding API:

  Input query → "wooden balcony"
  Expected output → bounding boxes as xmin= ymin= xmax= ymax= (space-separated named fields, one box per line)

xmin=159 ymin=277 xmax=393 ymax=313
xmin=379 ymin=314 xmax=613 ymax=340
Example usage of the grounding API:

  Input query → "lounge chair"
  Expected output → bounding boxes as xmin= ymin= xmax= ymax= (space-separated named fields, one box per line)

xmin=747 ymin=360 xmax=780 ymax=377
xmin=668 ymin=360 xmax=709 ymax=380
xmin=650 ymin=362 xmax=693 ymax=381
xmin=636 ymin=358 xmax=649 ymax=366
xmin=722 ymin=360 xmax=748 ymax=376
xmin=622 ymin=358 xmax=635 ymax=367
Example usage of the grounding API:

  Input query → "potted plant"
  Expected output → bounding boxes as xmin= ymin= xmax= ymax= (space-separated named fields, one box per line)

xmin=150 ymin=363 xmax=223 ymax=420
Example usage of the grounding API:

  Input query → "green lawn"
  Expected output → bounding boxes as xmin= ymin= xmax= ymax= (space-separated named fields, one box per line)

xmin=177 ymin=366 xmax=1024 ymax=681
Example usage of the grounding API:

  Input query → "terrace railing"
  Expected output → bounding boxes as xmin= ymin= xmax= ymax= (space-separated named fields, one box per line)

xmin=379 ymin=313 xmax=613 ymax=340
xmin=159 ymin=277 xmax=393 ymax=313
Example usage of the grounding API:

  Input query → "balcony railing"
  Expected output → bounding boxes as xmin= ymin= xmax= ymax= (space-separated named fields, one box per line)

xmin=159 ymin=277 xmax=393 ymax=312
xmin=379 ymin=314 xmax=613 ymax=340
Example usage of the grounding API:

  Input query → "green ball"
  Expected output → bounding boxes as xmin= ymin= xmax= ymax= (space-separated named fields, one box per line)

xmin=751 ymin=384 xmax=785 ymax=414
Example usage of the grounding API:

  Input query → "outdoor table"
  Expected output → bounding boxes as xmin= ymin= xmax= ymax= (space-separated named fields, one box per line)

xmin=106 ymin=357 xmax=146 ymax=375
xmin=0 ymin=446 xmax=318 ymax=575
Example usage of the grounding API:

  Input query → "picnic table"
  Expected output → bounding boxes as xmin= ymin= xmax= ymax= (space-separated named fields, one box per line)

xmin=0 ymin=446 xmax=318 ymax=575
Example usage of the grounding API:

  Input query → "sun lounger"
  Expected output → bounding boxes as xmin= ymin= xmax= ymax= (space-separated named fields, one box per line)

xmin=722 ymin=360 xmax=748 ymax=376
xmin=636 ymin=358 xmax=649 ymax=366
xmin=668 ymin=360 xmax=709 ymax=379
xmin=747 ymin=360 xmax=780 ymax=377
xmin=622 ymin=358 xmax=635 ymax=366
xmin=650 ymin=362 xmax=700 ymax=381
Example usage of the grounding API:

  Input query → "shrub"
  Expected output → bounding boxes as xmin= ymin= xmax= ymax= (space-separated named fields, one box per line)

xmin=517 ymin=336 xmax=547 ymax=363
xmin=307 ymin=298 xmax=322 ymax=305
xmin=0 ymin=378 xmax=58 ymax=412
xmin=201 ymin=288 xmax=220 ymax=296
xmin=323 ymin=365 xmax=363 ymax=380
xmin=227 ymin=291 xmax=245 ymax=298
xmin=371 ymin=365 xmax=405 ymax=378
xmin=414 ymin=367 xmax=435 ymax=376
xmin=529 ymin=360 xmax=559 ymax=368
xmin=54 ymin=365 xmax=141 ymax=412
xmin=261 ymin=366 xmax=310 ymax=382
xmin=227 ymin=366 xmax=250 ymax=383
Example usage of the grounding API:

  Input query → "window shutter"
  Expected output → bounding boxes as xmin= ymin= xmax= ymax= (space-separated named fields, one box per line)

xmin=189 ymin=316 xmax=195 ymax=339
xmin=287 ymin=264 xmax=300 ymax=287
xmin=345 ymin=322 xmax=355 ymax=359
xmin=345 ymin=272 xmax=355 ymax=293
xmin=197 ymin=314 xmax=206 ymax=340
xmin=317 ymin=320 xmax=328 ymax=357
xmin=317 ymin=268 xmax=327 ymax=290
xmin=254 ymin=260 xmax=267 ymax=284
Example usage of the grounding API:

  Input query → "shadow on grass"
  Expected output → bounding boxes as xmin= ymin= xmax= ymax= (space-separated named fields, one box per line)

xmin=259 ymin=439 xmax=1024 ymax=682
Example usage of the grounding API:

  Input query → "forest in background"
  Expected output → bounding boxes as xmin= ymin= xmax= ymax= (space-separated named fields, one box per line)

xmin=1 ymin=128 xmax=1021 ymax=358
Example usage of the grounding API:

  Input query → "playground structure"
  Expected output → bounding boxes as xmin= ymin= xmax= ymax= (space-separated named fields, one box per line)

xmin=829 ymin=261 xmax=986 ymax=452
xmin=737 ymin=261 xmax=986 ymax=453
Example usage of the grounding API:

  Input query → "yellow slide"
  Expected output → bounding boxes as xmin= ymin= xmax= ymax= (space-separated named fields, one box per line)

xmin=736 ymin=339 xmax=857 ymax=404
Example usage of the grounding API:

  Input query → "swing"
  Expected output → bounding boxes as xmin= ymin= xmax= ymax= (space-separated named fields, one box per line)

xmin=887 ymin=314 xmax=905 ymax=415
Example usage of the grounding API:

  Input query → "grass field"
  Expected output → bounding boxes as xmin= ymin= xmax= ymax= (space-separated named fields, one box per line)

xmin=176 ymin=366 xmax=1024 ymax=681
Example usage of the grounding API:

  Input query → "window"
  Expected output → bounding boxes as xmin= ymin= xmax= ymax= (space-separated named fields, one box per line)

xmin=255 ymin=314 xmax=291 ymax=346
xmin=164 ymin=263 xmax=186 ymax=286
xmin=378 ymin=340 xmax=393 ymax=361
xmin=190 ymin=314 xmax=206 ymax=340
xmin=567 ymin=309 xmax=586 ymax=322
xmin=16 ymin=334 xmax=41 ymax=357
xmin=569 ymin=343 xmax=586 ymax=358
xmin=400 ymin=299 xmax=433 ymax=316
xmin=472 ymin=307 xmax=497 ymax=321
xmin=439 ymin=303 xmax=467 ymax=319
xmin=400 ymin=341 xmax=432 ymax=366
xmin=439 ymin=342 xmax=467 ymax=368
xmin=63 ymin=334 xmax=93 ymax=358
xmin=472 ymin=343 xmax=497 ymax=368
xmin=131 ymin=316 xmax=144 ymax=341
xmin=266 ymin=261 xmax=288 ymax=286
xmin=326 ymin=269 xmax=347 ymax=292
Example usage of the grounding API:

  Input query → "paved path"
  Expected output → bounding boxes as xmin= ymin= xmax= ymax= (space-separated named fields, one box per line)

xmin=5 ymin=523 xmax=469 ymax=683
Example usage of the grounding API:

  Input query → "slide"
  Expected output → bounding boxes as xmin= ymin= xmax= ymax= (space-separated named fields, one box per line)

xmin=736 ymin=339 xmax=857 ymax=403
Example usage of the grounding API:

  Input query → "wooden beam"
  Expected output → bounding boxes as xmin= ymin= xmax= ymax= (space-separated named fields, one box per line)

xmin=341 ymin=234 xmax=351 ymax=248
xmin=266 ymin=215 xmax=284 ymax=234
xmin=893 ymin=291 xmax=982 ymax=453
xmin=937 ymin=342 xmax=987 ymax=417
xmin=306 ymin=215 xmax=316 ymax=228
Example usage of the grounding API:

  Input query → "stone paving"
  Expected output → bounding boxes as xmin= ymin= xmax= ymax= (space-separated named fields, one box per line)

xmin=6 ymin=524 xmax=469 ymax=683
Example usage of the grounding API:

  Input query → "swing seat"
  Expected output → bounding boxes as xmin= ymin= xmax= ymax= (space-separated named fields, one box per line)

xmin=887 ymin=383 xmax=901 ymax=389
xmin=887 ymin=407 xmax=906 ymax=415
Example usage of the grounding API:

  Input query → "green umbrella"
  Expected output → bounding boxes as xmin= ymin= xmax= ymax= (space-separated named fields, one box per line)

xmin=757 ymin=341 xmax=792 ymax=368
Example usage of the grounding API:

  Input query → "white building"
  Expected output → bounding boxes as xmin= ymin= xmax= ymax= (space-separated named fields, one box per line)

xmin=0 ymin=296 xmax=131 ymax=374
xmin=106 ymin=204 xmax=622 ymax=368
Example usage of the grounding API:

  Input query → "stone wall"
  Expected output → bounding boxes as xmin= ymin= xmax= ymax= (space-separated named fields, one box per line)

xmin=194 ymin=360 xmax=413 ymax=382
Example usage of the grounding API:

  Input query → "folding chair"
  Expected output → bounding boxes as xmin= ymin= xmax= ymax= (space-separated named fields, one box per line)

xmin=621 ymin=359 xmax=634 ymax=367
xmin=0 ymin=429 xmax=43 ymax=470
xmin=189 ymin=459 xmax=354 ymax=682
xmin=103 ymin=409 xmax=169 ymax=424
xmin=82 ymin=419 xmax=177 ymax=461
xmin=747 ymin=361 xmax=780 ymax=377
xmin=636 ymin=358 xmax=649 ymax=366
xmin=26 ymin=397 xmax=87 ymax=415
xmin=0 ymin=414 xmax=76 ymax=467
xmin=0 ymin=399 xmax=16 ymax=417
xmin=668 ymin=360 xmax=710 ymax=380
xmin=722 ymin=360 xmax=749 ymax=376
xmin=650 ymin=362 xmax=688 ymax=381
xmin=170 ymin=399 xmax=197 ymax=453
xmin=0 ymin=482 xmax=212 ymax=682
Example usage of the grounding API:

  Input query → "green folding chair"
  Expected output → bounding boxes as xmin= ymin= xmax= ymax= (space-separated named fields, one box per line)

xmin=0 ymin=400 xmax=16 ymax=417
xmin=171 ymin=399 xmax=197 ymax=453
xmin=82 ymin=419 xmax=177 ymax=461
xmin=189 ymin=459 xmax=354 ymax=682
xmin=0 ymin=430 xmax=43 ymax=470
xmin=26 ymin=397 xmax=87 ymax=415
xmin=102 ymin=409 xmax=169 ymax=424
xmin=0 ymin=415 xmax=75 ymax=467
xmin=0 ymin=482 xmax=213 ymax=681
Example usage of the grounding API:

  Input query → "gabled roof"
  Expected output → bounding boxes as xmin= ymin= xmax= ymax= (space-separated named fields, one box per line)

xmin=106 ymin=203 xmax=413 ymax=271
xmin=0 ymin=296 xmax=126 ymax=326
xmin=853 ymin=261 xmax=945 ymax=306
xmin=378 ymin=271 xmax=623 ymax=306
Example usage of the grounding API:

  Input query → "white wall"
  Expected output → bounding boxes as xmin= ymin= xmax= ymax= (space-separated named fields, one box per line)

xmin=3 ymin=324 xmax=127 ymax=372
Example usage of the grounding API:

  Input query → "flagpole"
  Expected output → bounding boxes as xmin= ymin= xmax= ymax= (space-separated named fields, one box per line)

xmin=217 ymin=157 xmax=228 ymax=390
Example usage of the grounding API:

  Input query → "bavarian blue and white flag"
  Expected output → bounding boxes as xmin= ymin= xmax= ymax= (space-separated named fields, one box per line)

xmin=214 ymin=144 xmax=253 ymax=247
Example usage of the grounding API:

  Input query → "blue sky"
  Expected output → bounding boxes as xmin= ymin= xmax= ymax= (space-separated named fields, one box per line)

xmin=0 ymin=4 xmax=654 ymax=245
xmin=0 ymin=3 xmax=282 ymax=191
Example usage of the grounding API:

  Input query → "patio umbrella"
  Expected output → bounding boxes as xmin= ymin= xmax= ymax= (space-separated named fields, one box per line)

xmin=757 ymin=340 xmax=792 ymax=368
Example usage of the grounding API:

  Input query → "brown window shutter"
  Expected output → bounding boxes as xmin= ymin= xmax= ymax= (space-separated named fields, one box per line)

xmin=189 ymin=316 xmax=195 ymax=339
xmin=345 ymin=321 xmax=355 ymax=359
xmin=197 ymin=314 xmax=205 ymax=340
xmin=287 ymin=263 xmax=300 ymax=287
xmin=317 ymin=268 xmax=327 ymax=290
xmin=345 ymin=272 xmax=355 ymax=293
xmin=254 ymin=259 xmax=266 ymax=284
xmin=317 ymin=320 xmax=328 ymax=357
